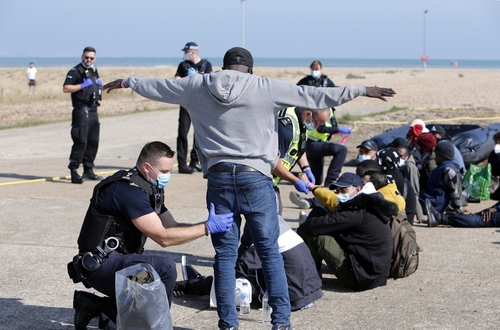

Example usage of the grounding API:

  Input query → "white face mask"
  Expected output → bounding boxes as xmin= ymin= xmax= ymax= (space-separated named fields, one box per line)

xmin=311 ymin=70 xmax=321 ymax=79
xmin=358 ymin=155 xmax=372 ymax=163
xmin=495 ymin=144 xmax=500 ymax=154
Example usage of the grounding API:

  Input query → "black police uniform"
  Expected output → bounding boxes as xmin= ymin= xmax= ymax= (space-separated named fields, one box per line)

xmin=174 ymin=59 xmax=213 ymax=170
xmin=63 ymin=63 xmax=102 ymax=172
xmin=68 ymin=168 xmax=176 ymax=326
xmin=296 ymin=74 xmax=336 ymax=88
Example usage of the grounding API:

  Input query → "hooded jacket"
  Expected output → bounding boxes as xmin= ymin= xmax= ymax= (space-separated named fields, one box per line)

xmin=304 ymin=192 xmax=397 ymax=291
xmin=124 ymin=71 xmax=365 ymax=177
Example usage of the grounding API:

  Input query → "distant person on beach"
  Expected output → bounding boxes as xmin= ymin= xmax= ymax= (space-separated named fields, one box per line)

xmin=27 ymin=62 xmax=37 ymax=95
xmin=102 ymin=46 xmax=396 ymax=330
xmin=296 ymin=60 xmax=336 ymax=88
xmin=63 ymin=46 xmax=103 ymax=184
xmin=175 ymin=42 xmax=213 ymax=174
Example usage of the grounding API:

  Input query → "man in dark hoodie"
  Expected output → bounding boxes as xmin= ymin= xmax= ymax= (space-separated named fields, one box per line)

xmin=297 ymin=173 xmax=396 ymax=291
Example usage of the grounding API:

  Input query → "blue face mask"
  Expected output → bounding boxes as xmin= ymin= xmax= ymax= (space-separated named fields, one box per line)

xmin=311 ymin=70 xmax=321 ymax=79
xmin=149 ymin=165 xmax=171 ymax=189
xmin=303 ymin=113 xmax=316 ymax=131
xmin=337 ymin=193 xmax=351 ymax=203
xmin=399 ymin=159 xmax=406 ymax=167
xmin=357 ymin=155 xmax=372 ymax=163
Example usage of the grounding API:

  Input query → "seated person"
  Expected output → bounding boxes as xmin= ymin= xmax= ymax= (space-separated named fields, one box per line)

xmin=420 ymin=141 xmax=463 ymax=225
xmin=427 ymin=200 xmax=500 ymax=227
xmin=429 ymin=124 xmax=465 ymax=175
xmin=488 ymin=132 xmax=500 ymax=200
xmin=376 ymin=147 xmax=417 ymax=225
xmin=297 ymin=173 xmax=397 ymax=291
xmin=357 ymin=139 xmax=378 ymax=163
xmin=406 ymin=118 xmax=428 ymax=160
xmin=391 ymin=137 xmax=425 ymax=222
xmin=173 ymin=216 xmax=323 ymax=311
xmin=416 ymin=132 xmax=437 ymax=191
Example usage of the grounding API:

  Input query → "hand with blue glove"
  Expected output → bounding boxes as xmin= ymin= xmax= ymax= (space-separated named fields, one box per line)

xmin=294 ymin=180 xmax=311 ymax=194
xmin=187 ymin=67 xmax=196 ymax=76
xmin=205 ymin=203 xmax=234 ymax=234
xmin=97 ymin=79 xmax=103 ymax=87
xmin=303 ymin=168 xmax=316 ymax=185
xmin=80 ymin=78 xmax=93 ymax=89
xmin=338 ymin=127 xmax=352 ymax=135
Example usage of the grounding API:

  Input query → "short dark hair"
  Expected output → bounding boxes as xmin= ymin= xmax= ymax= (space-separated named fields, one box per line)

xmin=136 ymin=141 xmax=175 ymax=167
xmin=356 ymin=159 xmax=381 ymax=177
xmin=494 ymin=132 xmax=500 ymax=142
xmin=310 ymin=60 xmax=322 ymax=69
xmin=83 ymin=46 xmax=96 ymax=54
xmin=368 ymin=172 xmax=390 ymax=190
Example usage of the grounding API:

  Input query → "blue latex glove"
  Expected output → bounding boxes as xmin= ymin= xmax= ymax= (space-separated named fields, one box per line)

xmin=97 ymin=79 xmax=103 ymax=87
xmin=80 ymin=78 xmax=93 ymax=89
xmin=294 ymin=180 xmax=311 ymax=194
xmin=303 ymin=168 xmax=316 ymax=184
xmin=338 ymin=127 xmax=352 ymax=135
xmin=187 ymin=67 xmax=196 ymax=76
xmin=205 ymin=203 xmax=234 ymax=234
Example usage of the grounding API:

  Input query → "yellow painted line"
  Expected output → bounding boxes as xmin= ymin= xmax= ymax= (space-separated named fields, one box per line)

xmin=0 ymin=170 xmax=118 ymax=187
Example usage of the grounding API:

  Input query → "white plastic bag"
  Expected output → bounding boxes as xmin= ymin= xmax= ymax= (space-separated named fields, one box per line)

xmin=209 ymin=277 xmax=252 ymax=308
xmin=115 ymin=263 xmax=173 ymax=330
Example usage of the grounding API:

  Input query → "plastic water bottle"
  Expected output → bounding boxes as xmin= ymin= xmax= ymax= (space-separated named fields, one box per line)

xmin=261 ymin=290 xmax=272 ymax=324
xmin=240 ymin=282 xmax=250 ymax=315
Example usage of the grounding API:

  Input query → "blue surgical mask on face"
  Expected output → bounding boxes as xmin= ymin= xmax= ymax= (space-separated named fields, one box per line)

xmin=183 ymin=53 xmax=191 ymax=62
xmin=358 ymin=155 xmax=372 ymax=163
xmin=337 ymin=193 xmax=351 ymax=203
xmin=311 ymin=70 xmax=321 ymax=79
xmin=149 ymin=165 xmax=171 ymax=189
xmin=303 ymin=113 xmax=316 ymax=131
xmin=399 ymin=159 xmax=406 ymax=167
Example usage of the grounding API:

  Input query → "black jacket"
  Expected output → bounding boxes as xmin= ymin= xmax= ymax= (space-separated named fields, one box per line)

xmin=301 ymin=193 xmax=396 ymax=291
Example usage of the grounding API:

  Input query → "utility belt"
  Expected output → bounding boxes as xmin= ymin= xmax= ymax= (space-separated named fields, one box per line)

xmin=74 ymin=105 xmax=98 ymax=112
xmin=67 ymin=237 xmax=119 ymax=287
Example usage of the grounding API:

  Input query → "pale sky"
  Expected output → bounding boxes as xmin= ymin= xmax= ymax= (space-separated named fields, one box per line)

xmin=1 ymin=0 xmax=499 ymax=60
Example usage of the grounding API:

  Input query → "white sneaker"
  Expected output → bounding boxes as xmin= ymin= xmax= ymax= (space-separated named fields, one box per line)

xmin=289 ymin=191 xmax=311 ymax=209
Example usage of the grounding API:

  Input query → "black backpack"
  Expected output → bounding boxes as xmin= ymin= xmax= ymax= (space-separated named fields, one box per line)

xmin=389 ymin=212 xmax=419 ymax=278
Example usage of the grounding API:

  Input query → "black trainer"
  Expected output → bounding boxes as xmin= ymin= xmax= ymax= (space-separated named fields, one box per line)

xmin=425 ymin=198 xmax=441 ymax=227
xmin=73 ymin=290 xmax=101 ymax=330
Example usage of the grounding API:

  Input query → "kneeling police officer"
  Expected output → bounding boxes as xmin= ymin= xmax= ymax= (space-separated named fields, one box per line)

xmin=67 ymin=141 xmax=233 ymax=329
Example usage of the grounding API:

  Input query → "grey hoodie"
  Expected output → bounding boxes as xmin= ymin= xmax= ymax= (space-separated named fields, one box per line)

xmin=124 ymin=70 xmax=365 ymax=177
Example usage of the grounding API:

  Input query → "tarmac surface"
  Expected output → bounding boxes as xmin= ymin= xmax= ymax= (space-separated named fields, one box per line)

xmin=1 ymin=108 xmax=500 ymax=330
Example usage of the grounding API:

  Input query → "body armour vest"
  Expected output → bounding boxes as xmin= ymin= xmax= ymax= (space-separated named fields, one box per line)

xmin=77 ymin=168 xmax=164 ymax=255
xmin=71 ymin=64 xmax=102 ymax=107
xmin=273 ymin=107 xmax=307 ymax=186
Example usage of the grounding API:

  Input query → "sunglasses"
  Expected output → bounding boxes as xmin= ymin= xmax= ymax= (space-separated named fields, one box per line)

xmin=84 ymin=56 xmax=95 ymax=60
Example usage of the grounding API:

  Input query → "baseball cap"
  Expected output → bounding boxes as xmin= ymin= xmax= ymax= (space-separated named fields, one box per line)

xmin=181 ymin=42 xmax=199 ymax=52
xmin=429 ymin=124 xmax=446 ymax=135
xmin=356 ymin=140 xmax=378 ymax=152
xmin=223 ymin=47 xmax=254 ymax=69
xmin=390 ymin=137 xmax=408 ymax=149
xmin=329 ymin=173 xmax=363 ymax=189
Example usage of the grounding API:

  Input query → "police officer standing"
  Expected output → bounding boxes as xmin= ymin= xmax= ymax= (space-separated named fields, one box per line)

xmin=63 ymin=46 xmax=103 ymax=184
xmin=174 ymin=42 xmax=213 ymax=174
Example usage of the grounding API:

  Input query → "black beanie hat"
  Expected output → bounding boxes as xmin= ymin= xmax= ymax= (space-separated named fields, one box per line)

xmin=377 ymin=147 xmax=401 ymax=171
xmin=435 ymin=140 xmax=455 ymax=160
xmin=223 ymin=47 xmax=254 ymax=69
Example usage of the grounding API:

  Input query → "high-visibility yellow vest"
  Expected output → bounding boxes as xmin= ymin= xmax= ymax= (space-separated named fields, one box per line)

xmin=273 ymin=107 xmax=307 ymax=186
xmin=306 ymin=108 xmax=337 ymax=142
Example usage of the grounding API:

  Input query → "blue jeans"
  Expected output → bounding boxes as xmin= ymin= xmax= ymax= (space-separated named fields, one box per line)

xmin=207 ymin=167 xmax=290 ymax=329
xmin=447 ymin=212 xmax=500 ymax=227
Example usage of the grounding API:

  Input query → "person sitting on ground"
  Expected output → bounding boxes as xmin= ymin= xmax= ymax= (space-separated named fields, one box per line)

xmin=421 ymin=140 xmax=463 ymax=225
xmin=357 ymin=139 xmax=378 ymax=163
xmin=376 ymin=147 xmax=417 ymax=225
xmin=488 ymin=132 xmax=500 ymax=200
xmin=173 ymin=216 xmax=323 ymax=311
xmin=406 ymin=118 xmax=428 ymax=161
xmin=415 ymin=132 xmax=437 ymax=191
xmin=390 ymin=137 xmax=425 ymax=222
xmin=427 ymin=199 xmax=500 ymax=227
xmin=297 ymin=173 xmax=396 ymax=291
xmin=429 ymin=124 xmax=465 ymax=175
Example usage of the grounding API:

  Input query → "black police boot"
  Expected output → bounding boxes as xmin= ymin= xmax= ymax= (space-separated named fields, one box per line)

xmin=178 ymin=164 xmax=196 ymax=174
xmin=73 ymin=290 xmax=103 ymax=329
xmin=83 ymin=168 xmax=103 ymax=181
xmin=70 ymin=169 xmax=85 ymax=184
xmin=189 ymin=161 xmax=203 ymax=172
xmin=425 ymin=198 xmax=443 ymax=227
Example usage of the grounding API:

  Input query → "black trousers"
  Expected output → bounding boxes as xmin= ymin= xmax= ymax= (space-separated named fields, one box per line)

xmin=306 ymin=140 xmax=347 ymax=185
xmin=176 ymin=106 xmax=199 ymax=166
xmin=85 ymin=253 xmax=176 ymax=329
xmin=68 ymin=106 xmax=100 ymax=170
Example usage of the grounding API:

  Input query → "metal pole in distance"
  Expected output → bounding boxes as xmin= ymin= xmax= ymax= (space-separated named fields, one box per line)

xmin=422 ymin=10 xmax=428 ymax=72
xmin=241 ymin=0 xmax=245 ymax=47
